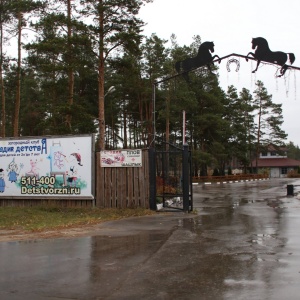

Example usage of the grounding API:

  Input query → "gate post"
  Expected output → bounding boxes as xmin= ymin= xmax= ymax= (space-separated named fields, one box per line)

xmin=149 ymin=147 xmax=157 ymax=210
xmin=182 ymin=144 xmax=190 ymax=212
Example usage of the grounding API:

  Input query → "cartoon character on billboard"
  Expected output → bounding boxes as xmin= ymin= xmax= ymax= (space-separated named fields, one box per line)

xmin=0 ymin=168 xmax=5 ymax=192
xmin=71 ymin=153 xmax=83 ymax=166
xmin=65 ymin=152 xmax=83 ymax=187
xmin=54 ymin=151 xmax=66 ymax=170
xmin=26 ymin=159 xmax=39 ymax=178
xmin=7 ymin=159 xmax=19 ymax=183
xmin=66 ymin=166 xmax=78 ymax=187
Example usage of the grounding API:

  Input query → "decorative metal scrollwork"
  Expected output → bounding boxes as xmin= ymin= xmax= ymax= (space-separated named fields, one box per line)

xmin=226 ymin=58 xmax=240 ymax=72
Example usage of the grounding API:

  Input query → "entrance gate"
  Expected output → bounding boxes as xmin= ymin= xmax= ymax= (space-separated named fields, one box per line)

xmin=149 ymin=144 xmax=193 ymax=212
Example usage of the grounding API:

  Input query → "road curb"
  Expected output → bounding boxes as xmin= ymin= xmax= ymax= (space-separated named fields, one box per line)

xmin=192 ymin=178 xmax=270 ymax=185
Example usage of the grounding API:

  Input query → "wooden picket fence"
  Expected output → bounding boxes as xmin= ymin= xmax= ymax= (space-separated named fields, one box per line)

xmin=95 ymin=150 xmax=150 ymax=208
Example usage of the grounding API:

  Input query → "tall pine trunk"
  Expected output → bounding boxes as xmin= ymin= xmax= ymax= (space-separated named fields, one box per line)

xmin=0 ymin=17 xmax=5 ymax=137
xmin=66 ymin=0 xmax=74 ymax=130
xmin=98 ymin=1 xmax=105 ymax=150
xmin=13 ymin=11 xmax=22 ymax=137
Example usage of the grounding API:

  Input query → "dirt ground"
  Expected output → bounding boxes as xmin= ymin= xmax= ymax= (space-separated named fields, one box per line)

xmin=0 ymin=223 xmax=105 ymax=242
xmin=0 ymin=212 xmax=178 ymax=242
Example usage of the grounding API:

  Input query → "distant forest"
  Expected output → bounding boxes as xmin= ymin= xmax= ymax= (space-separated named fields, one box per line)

xmin=0 ymin=0 xmax=297 ymax=175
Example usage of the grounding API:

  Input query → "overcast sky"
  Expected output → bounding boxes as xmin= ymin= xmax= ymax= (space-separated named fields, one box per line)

xmin=139 ymin=0 xmax=300 ymax=146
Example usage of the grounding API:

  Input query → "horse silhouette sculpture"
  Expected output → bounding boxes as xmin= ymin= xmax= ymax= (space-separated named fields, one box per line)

xmin=246 ymin=37 xmax=295 ymax=77
xmin=175 ymin=41 xmax=220 ymax=81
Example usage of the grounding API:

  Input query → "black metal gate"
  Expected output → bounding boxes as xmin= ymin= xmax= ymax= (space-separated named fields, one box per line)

xmin=149 ymin=144 xmax=193 ymax=212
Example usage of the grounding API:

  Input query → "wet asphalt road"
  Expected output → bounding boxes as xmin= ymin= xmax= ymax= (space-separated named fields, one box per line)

xmin=1 ymin=178 xmax=300 ymax=300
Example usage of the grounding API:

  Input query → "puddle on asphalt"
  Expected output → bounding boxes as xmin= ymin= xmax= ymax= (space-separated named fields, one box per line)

xmin=90 ymin=231 xmax=170 ymax=256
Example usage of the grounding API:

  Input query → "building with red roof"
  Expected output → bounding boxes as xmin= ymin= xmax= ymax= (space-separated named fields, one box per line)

xmin=251 ymin=145 xmax=300 ymax=177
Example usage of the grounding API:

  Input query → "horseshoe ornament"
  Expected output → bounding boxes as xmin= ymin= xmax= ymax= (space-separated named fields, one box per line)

xmin=226 ymin=59 xmax=240 ymax=72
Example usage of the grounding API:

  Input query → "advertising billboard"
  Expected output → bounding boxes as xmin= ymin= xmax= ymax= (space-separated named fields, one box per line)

xmin=100 ymin=149 xmax=142 ymax=167
xmin=0 ymin=135 xmax=94 ymax=199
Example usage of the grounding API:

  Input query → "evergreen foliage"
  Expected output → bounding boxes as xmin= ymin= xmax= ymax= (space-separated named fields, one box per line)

xmin=0 ymin=0 xmax=292 ymax=174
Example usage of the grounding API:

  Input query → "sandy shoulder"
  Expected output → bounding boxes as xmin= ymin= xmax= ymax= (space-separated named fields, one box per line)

xmin=0 ymin=224 xmax=104 ymax=242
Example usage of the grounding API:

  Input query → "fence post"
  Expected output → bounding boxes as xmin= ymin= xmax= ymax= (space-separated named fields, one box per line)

xmin=182 ymin=144 xmax=189 ymax=212
xmin=149 ymin=147 xmax=157 ymax=210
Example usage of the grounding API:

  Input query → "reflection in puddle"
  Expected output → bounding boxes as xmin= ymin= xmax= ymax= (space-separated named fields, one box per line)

xmin=89 ymin=232 xmax=171 ymax=283
xmin=224 ymin=278 xmax=265 ymax=286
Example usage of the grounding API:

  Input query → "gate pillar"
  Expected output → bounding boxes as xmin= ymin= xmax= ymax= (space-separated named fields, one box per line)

xmin=182 ymin=144 xmax=190 ymax=212
xmin=149 ymin=147 xmax=157 ymax=210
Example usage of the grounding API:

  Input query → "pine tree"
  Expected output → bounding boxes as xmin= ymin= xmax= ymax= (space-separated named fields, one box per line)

xmin=0 ymin=0 xmax=11 ymax=137
xmin=253 ymin=80 xmax=287 ymax=170
xmin=80 ymin=0 xmax=152 ymax=150
xmin=5 ymin=0 xmax=45 ymax=137
xmin=225 ymin=86 xmax=256 ymax=172
xmin=24 ymin=0 xmax=98 ymax=135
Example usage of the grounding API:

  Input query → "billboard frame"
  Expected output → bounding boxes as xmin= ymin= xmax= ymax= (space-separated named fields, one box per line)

xmin=0 ymin=134 xmax=95 ymax=202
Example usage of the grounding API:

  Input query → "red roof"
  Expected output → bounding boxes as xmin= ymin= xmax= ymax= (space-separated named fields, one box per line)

xmin=265 ymin=145 xmax=288 ymax=152
xmin=251 ymin=158 xmax=300 ymax=168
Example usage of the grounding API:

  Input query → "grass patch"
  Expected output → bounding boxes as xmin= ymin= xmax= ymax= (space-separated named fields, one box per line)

xmin=0 ymin=207 xmax=156 ymax=232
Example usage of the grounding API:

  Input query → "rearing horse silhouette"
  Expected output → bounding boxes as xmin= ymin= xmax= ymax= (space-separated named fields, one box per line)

xmin=246 ymin=37 xmax=295 ymax=77
xmin=175 ymin=41 xmax=221 ymax=81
